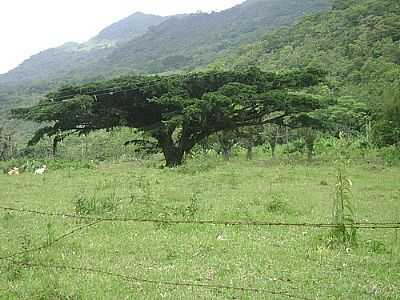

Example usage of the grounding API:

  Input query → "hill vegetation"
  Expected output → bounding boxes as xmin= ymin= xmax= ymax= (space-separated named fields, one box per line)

xmin=0 ymin=0 xmax=331 ymax=88
xmin=211 ymin=0 xmax=400 ymax=146
xmin=216 ymin=0 xmax=400 ymax=101
xmin=106 ymin=0 xmax=332 ymax=74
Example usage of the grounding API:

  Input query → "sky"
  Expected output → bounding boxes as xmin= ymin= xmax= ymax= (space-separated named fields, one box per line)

xmin=0 ymin=0 xmax=245 ymax=75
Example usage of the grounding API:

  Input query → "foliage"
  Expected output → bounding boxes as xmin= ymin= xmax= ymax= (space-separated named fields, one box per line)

xmin=372 ymin=86 xmax=400 ymax=146
xmin=0 ymin=128 xmax=16 ymax=160
xmin=108 ymin=0 xmax=331 ymax=74
xmin=216 ymin=0 xmax=400 ymax=140
xmin=12 ymin=68 xmax=325 ymax=167
xmin=313 ymin=96 xmax=370 ymax=134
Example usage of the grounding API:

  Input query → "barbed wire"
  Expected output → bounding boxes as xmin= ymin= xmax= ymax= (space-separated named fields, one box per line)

xmin=0 ymin=220 xmax=101 ymax=261
xmin=1 ymin=206 xmax=310 ymax=299
xmin=1 ymin=206 xmax=399 ymax=229
xmin=13 ymin=261 xmax=312 ymax=300
xmin=1 ymin=204 xmax=397 ymax=299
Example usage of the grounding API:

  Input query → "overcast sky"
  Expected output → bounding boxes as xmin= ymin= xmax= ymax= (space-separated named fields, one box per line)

xmin=0 ymin=0 xmax=245 ymax=74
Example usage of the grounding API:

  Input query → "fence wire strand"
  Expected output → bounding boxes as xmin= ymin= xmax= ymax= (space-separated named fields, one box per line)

xmin=1 ymin=206 xmax=399 ymax=229
xmin=13 ymin=261 xmax=312 ymax=300
xmin=1 ymin=204 xmax=398 ymax=299
xmin=0 ymin=220 xmax=102 ymax=261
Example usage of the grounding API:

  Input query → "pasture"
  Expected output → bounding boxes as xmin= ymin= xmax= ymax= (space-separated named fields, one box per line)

xmin=0 ymin=155 xmax=399 ymax=299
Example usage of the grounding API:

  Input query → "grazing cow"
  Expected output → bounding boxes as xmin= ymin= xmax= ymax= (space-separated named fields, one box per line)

xmin=34 ymin=165 xmax=48 ymax=175
xmin=8 ymin=167 xmax=19 ymax=176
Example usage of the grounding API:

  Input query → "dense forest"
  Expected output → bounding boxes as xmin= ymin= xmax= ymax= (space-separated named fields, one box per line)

xmin=212 ymin=0 xmax=400 ymax=146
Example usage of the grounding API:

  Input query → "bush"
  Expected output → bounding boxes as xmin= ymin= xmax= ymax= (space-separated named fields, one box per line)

xmin=378 ymin=145 xmax=400 ymax=166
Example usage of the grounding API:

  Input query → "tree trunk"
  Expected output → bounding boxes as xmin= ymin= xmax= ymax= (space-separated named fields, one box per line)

xmin=246 ymin=146 xmax=253 ymax=160
xmin=162 ymin=145 xmax=184 ymax=167
xmin=270 ymin=142 xmax=276 ymax=159
xmin=302 ymin=128 xmax=316 ymax=162
xmin=222 ymin=148 xmax=230 ymax=160
xmin=306 ymin=143 xmax=314 ymax=162
xmin=165 ymin=152 xmax=184 ymax=167
xmin=52 ymin=137 xmax=58 ymax=157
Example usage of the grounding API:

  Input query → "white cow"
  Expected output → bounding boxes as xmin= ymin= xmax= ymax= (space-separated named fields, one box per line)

xmin=34 ymin=165 xmax=48 ymax=175
xmin=8 ymin=167 xmax=19 ymax=176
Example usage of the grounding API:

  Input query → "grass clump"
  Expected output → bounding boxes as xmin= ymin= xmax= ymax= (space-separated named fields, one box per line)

xmin=265 ymin=193 xmax=291 ymax=214
xmin=74 ymin=190 xmax=120 ymax=216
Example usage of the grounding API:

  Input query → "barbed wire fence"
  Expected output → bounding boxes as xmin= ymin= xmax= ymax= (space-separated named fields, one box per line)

xmin=1 ymin=206 xmax=399 ymax=229
xmin=0 ymin=205 xmax=399 ymax=299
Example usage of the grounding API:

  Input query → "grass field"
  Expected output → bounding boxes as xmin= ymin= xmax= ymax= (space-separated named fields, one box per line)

xmin=0 ymin=155 xmax=399 ymax=299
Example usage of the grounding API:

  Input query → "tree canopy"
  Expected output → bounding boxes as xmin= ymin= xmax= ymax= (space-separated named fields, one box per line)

xmin=12 ymin=68 xmax=325 ymax=166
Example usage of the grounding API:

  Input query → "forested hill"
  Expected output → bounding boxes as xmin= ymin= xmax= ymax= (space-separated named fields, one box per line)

xmin=215 ymin=0 xmax=400 ymax=100
xmin=105 ymin=0 xmax=332 ymax=74
xmin=93 ymin=12 xmax=169 ymax=43
xmin=0 ymin=0 xmax=331 ymax=88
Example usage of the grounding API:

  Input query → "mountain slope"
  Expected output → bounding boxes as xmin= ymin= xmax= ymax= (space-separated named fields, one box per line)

xmin=93 ymin=12 xmax=168 ymax=43
xmin=0 ymin=12 xmax=167 ymax=86
xmin=216 ymin=0 xmax=400 ymax=100
xmin=105 ymin=0 xmax=332 ymax=74
xmin=0 ymin=0 xmax=332 ymax=88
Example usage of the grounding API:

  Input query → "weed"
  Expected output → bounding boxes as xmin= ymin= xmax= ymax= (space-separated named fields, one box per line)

xmin=265 ymin=193 xmax=290 ymax=214
xmin=130 ymin=175 xmax=152 ymax=203
xmin=327 ymin=167 xmax=357 ymax=248
xmin=365 ymin=240 xmax=389 ymax=254
xmin=74 ymin=190 xmax=120 ymax=216
xmin=46 ymin=223 xmax=56 ymax=246
xmin=4 ymin=260 xmax=23 ymax=282
xmin=182 ymin=192 xmax=200 ymax=219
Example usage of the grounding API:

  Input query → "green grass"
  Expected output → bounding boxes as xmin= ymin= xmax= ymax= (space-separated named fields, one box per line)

xmin=0 ymin=155 xmax=399 ymax=299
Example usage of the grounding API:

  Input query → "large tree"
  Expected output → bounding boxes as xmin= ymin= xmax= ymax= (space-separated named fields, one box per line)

xmin=12 ymin=68 xmax=325 ymax=167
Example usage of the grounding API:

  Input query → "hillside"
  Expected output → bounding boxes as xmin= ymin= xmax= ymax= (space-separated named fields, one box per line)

xmin=105 ymin=0 xmax=332 ymax=74
xmin=215 ymin=0 xmax=400 ymax=101
xmin=0 ymin=0 xmax=331 ymax=88
xmin=93 ymin=12 xmax=168 ymax=43
xmin=0 ymin=12 xmax=167 ymax=86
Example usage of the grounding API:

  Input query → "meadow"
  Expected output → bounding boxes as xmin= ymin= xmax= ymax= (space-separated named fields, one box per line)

xmin=0 ymin=152 xmax=399 ymax=299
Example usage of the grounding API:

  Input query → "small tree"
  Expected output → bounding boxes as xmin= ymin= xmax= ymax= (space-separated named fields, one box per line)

xmin=263 ymin=124 xmax=282 ymax=159
xmin=0 ymin=128 xmax=15 ymax=161
xmin=216 ymin=129 xmax=238 ymax=160
xmin=298 ymin=127 xmax=318 ymax=161
xmin=12 ymin=68 xmax=325 ymax=167
xmin=237 ymin=125 xmax=264 ymax=160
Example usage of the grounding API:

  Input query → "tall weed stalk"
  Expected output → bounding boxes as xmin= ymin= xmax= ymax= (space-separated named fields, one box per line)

xmin=328 ymin=166 xmax=357 ymax=247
